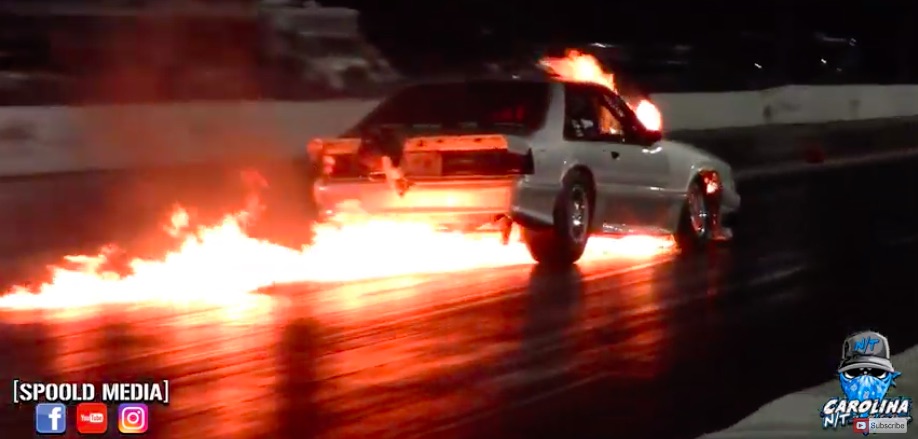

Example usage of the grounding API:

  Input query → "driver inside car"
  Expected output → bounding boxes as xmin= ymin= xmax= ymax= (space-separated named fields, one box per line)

xmin=567 ymin=93 xmax=621 ymax=138
xmin=592 ymin=94 xmax=622 ymax=135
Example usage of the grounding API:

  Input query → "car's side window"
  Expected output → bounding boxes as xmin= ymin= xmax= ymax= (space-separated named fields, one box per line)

xmin=563 ymin=84 xmax=624 ymax=142
xmin=599 ymin=90 xmax=645 ymax=137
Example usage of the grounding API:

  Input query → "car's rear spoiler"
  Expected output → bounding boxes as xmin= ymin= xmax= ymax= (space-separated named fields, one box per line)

xmin=307 ymin=134 xmax=532 ymax=158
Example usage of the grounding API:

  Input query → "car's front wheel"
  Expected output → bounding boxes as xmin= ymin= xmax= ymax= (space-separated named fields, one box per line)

xmin=522 ymin=172 xmax=593 ymax=266
xmin=674 ymin=178 xmax=714 ymax=252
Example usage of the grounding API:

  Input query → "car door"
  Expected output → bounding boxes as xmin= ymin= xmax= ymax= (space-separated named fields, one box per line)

xmin=598 ymin=89 xmax=670 ymax=190
xmin=596 ymin=89 xmax=675 ymax=228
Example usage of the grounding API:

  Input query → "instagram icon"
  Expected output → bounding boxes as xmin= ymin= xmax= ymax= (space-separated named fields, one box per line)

xmin=118 ymin=403 xmax=149 ymax=434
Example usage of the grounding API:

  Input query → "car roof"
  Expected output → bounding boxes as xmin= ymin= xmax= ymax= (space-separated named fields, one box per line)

xmin=406 ymin=70 xmax=557 ymax=86
xmin=401 ymin=72 xmax=621 ymax=94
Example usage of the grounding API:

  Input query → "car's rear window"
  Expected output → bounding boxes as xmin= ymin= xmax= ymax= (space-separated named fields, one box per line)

xmin=353 ymin=80 xmax=551 ymax=134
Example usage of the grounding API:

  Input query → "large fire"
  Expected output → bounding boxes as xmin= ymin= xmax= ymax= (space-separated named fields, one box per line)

xmin=539 ymin=49 xmax=663 ymax=132
xmin=0 ymin=180 xmax=675 ymax=311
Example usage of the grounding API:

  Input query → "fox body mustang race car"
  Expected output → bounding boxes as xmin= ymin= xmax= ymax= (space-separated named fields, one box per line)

xmin=307 ymin=77 xmax=740 ymax=265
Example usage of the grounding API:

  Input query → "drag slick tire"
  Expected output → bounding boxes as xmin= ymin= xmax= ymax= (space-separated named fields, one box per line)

xmin=522 ymin=171 xmax=593 ymax=266
xmin=674 ymin=178 xmax=714 ymax=252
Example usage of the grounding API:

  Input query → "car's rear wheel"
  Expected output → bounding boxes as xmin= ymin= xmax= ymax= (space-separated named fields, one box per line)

xmin=674 ymin=178 xmax=714 ymax=252
xmin=522 ymin=172 xmax=593 ymax=266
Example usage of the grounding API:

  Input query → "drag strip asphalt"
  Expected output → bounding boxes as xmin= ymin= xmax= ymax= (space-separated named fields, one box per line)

xmin=1 ymin=154 xmax=918 ymax=439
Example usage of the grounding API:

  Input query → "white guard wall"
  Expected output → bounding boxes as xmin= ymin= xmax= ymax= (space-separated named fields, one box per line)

xmin=1 ymin=85 xmax=918 ymax=176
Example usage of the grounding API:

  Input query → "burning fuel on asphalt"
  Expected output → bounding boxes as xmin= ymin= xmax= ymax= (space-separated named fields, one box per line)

xmin=0 ymin=174 xmax=676 ymax=312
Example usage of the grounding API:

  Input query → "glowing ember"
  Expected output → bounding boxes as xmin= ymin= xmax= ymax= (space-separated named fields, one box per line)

xmin=0 ymin=192 xmax=675 ymax=311
xmin=540 ymin=49 xmax=663 ymax=132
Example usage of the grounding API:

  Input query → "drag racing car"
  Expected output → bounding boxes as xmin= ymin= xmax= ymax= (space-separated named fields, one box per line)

xmin=306 ymin=74 xmax=740 ymax=265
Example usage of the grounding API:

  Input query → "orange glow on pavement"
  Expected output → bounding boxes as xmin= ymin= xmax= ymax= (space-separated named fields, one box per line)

xmin=0 ymin=178 xmax=675 ymax=311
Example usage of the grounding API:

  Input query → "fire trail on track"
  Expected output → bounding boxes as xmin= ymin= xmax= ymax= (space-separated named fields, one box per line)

xmin=0 ymin=181 xmax=675 ymax=311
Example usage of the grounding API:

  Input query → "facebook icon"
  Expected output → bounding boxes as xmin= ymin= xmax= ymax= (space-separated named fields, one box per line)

xmin=35 ymin=403 xmax=67 ymax=434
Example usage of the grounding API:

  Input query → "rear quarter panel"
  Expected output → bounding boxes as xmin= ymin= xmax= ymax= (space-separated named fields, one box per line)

xmin=505 ymin=83 xmax=575 ymax=226
xmin=525 ymin=83 xmax=571 ymax=184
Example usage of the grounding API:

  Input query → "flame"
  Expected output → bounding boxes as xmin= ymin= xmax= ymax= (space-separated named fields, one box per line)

xmin=540 ymin=50 xmax=618 ymax=93
xmin=0 ymin=178 xmax=676 ymax=311
xmin=635 ymin=99 xmax=663 ymax=132
xmin=540 ymin=49 xmax=663 ymax=132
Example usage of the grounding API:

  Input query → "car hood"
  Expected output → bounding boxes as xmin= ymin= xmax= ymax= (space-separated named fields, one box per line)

xmin=658 ymin=138 xmax=736 ymax=188
xmin=660 ymin=139 xmax=729 ymax=166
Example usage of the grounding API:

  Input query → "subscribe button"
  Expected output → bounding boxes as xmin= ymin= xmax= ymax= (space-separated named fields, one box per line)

xmin=854 ymin=417 xmax=909 ymax=434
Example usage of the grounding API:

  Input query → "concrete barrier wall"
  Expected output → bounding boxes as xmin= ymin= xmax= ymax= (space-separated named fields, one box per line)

xmin=0 ymin=100 xmax=378 ymax=176
xmin=655 ymin=85 xmax=918 ymax=130
xmin=2 ymin=85 xmax=918 ymax=176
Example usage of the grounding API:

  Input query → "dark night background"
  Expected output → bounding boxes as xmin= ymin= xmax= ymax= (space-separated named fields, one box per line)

xmin=330 ymin=0 xmax=917 ymax=82
xmin=1 ymin=0 xmax=917 ymax=104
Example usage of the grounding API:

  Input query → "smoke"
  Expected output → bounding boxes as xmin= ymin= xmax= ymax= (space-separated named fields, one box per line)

xmin=41 ymin=11 xmax=316 ymax=245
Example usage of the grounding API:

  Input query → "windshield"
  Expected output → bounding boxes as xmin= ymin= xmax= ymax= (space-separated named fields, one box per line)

xmin=353 ymin=80 xmax=550 ymax=134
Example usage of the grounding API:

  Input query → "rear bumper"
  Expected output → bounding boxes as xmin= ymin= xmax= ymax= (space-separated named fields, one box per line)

xmin=315 ymin=176 xmax=519 ymax=224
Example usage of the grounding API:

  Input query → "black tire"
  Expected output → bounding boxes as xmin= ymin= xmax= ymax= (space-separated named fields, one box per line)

xmin=674 ymin=179 xmax=714 ymax=252
xmin=522 ymin=171 xmax=594 ymax=266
